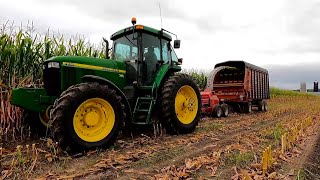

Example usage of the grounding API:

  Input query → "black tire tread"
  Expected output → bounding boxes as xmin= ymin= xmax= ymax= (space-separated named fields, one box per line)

xmin=212 ymin=105 xmax=222 ymax=118
xmin=221 ymin=104 xmax=229 ymax=117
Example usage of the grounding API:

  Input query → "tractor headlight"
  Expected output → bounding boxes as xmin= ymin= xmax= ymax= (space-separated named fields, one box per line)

xmin=48 ymin=62 xmax=60 ymax=68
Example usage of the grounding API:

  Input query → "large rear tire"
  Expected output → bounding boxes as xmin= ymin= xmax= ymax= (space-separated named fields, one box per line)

xmin=159 ymin=74 xmax=201 ymax=134
xmin=49 ymin=82 xmax=124 ymax=152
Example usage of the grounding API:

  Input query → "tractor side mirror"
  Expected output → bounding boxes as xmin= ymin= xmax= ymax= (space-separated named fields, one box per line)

xmin=103 ymin=38 xmax=110 ymax=59
xmin=174 ymin=40 xmax=180 ymax=49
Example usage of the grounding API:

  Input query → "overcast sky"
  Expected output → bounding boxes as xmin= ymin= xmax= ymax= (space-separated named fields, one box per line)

xmin=1 ymin=0 xmax=320 ymax=89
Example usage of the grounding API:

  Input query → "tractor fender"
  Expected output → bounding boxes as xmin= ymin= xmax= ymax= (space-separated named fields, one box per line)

xmin=154 ymin=64 xmax=180 ymax=89
xmin=81 ymin=75 xmax=132 ymax=123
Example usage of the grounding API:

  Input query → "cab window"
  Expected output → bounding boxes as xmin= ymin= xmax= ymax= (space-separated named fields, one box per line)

xmin=113 ymin=33 xmax=138 ymax=61
xmin=171 ymin=47 xmax=179 ymax=63
xmin=161 ymin=40 xmax=170 ymax=63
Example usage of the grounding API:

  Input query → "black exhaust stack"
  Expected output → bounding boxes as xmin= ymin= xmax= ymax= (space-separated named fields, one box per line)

xmin=314 ymin=81 xmax=318 ymax=92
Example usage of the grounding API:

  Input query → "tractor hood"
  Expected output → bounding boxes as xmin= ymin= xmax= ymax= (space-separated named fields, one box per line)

xmin=45 ymin=56 xmax=126 ymax=73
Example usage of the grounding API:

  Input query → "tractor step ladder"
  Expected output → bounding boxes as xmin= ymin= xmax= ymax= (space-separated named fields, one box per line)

xmin=132 ymin=84 xmax=157 ymax=125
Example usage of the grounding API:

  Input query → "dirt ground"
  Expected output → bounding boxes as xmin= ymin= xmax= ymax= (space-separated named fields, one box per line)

xmin=1 ymin=95 xmax=320 ymax=180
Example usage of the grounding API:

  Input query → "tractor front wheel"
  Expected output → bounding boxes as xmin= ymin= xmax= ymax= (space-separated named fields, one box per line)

xmin=160 ymin=74 xmax=201 ymax=134
xmin=49 ymin=82 xmax=124 ymax=152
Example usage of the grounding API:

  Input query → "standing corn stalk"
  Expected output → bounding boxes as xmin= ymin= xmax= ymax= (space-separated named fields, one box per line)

xmin=0 ymin=22 xmax=105 ymax=141
xmin=182 ymin=69 xmax=209 ymax=91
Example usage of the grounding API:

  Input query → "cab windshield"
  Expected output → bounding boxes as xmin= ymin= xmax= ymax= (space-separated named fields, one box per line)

xmin=112 ymin=33 xmax=138 ymax=61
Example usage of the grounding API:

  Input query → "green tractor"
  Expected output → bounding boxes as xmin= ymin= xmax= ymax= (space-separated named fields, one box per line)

xmin=11 ymin=18 xmax=201 ymax=151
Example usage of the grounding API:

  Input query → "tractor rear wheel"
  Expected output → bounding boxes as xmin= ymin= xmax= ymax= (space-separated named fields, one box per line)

xmin=212 ymin=105 xmax=222 ymax=118
xmin=160 ymin=74 xmax=201 ymax=134
xmin=49 ymin=82 xmax=124 ymax=152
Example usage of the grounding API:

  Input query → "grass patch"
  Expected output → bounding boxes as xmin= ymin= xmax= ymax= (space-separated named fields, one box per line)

xmin=260 ymin=124 xmax=285 ymax=142
xmin=296 ymin=169 xmax=306 ymax=180
xmin=272 ymin=124 xmax=285 ymax=141
xmin=270 ymin=87 xmax=316 ymax=97
xmin=225 ymin=150 xmax=255 ymax=168
xmin=196 ymin=123 xmax=224 ymax=133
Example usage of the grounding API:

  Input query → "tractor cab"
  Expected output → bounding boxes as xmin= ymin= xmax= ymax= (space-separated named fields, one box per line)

xmin=109 ymin=18 xmax=181 ymax=86
xmin=106 ymin=18 xmax=183 ymax=124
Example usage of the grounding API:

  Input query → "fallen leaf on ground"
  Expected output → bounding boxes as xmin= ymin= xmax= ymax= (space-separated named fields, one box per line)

xmin=240 ymin=169 xmax=253 ymax=180
xmin=279 ymin=154 xmax=291 ymax=162
xmin=250 ymin=163 xmax=261 ymax=169
xmin=123 ymin=169 xmax=150 ymax=175
xmin=45 ymin=153 xmax=53 ymax=162
xmin=288 ymin=169 xmax=295 ymax=176
xmin=268 ymin=172 xmax=277 ymax=179
xmin=210 ymin=166 xmax=218 ymax=176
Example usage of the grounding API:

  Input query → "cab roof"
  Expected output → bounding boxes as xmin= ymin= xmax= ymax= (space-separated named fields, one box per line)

xmin=110 ymin=24 xmax=172 ymax=41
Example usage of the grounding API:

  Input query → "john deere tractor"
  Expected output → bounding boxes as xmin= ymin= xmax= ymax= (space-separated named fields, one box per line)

xmin=11 ymin=18 xmax=201 ymax=151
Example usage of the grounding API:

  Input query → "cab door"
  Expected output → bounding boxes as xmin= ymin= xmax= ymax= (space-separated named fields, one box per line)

xmin=139 ymin=33 xmax=170 ymax=85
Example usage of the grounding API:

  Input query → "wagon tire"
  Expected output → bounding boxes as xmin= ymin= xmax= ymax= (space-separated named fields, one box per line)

xmin=221 ymin=104 xmax=229 ymax=117
xmin=262 ymin=100 xmax=268 ymax=111
xmin=258 ymin=100 xmax=263 ymax=111
xmin=212 ymin=105 xmax=222 ymax=118
xmin=244 ymin=102 xmax=252 ymax=113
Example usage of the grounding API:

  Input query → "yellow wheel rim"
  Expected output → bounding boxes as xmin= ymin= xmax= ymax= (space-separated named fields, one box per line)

xmin=175 ymin=85 xmax=198 ymax=124
xmin=73 ymin=98 xmax=115 ymax=142
xmin=39 ymin=105 xmax=52 ymax=127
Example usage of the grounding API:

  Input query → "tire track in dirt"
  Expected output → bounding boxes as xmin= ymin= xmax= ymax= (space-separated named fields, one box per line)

xmin=303 ymin=130 xmax=320 ymax=180
xmin=117 ymin=108 xmax=304 ymax=179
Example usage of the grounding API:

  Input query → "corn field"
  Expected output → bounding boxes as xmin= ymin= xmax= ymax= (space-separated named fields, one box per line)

xmin=0 ymin=22 xmax=106 ymax=139
xmin=182 ymin=68 xmax=209 ymax=90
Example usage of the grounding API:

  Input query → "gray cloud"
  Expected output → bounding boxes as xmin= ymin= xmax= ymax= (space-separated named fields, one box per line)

xmin=266 ymin=63 xmax=320 ymax=89
xmin=285 ymin=0 xmax=320 ymax=53
xmin=288 ymin=0 xmax=320 ymax=37
xmin=194 ymin=15 xmax=226 ymax=33
xmin=34 ymin=0 xmax=187 ymax=23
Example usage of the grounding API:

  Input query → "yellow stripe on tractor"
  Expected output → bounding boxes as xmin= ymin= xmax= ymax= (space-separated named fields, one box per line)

xmin=63 ymin=62 xmax=126 ymax=74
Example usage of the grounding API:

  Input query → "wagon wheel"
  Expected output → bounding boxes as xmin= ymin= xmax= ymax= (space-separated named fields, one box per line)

xmin=212 ymin=105 xmax=222 ymax=118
